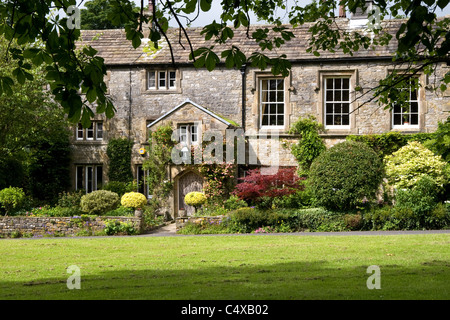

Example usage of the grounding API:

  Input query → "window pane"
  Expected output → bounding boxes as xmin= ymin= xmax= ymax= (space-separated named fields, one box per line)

xmin=342 ymin=89 xmax=349 ymax=101
xmin=169 ymin=71 xmax=176 ymax=88
xmin=276 ymin=79 xmax=284 ymax=90
xmin=262 ymin=114 xmax=269 ymax=126
xmin=277 ymin=103 xmax=284 ymax=114
xmin=269 ymin=91 xmax=276 ymax=102
xmin=179 ymin=126 xmax=187 ymax=143
xmin=269 ymin=115 xmax=277 ymax=126
xmin=334 ymin=90 xmax=341 ymax=101
xmin=270 ymin=104 xmax=276 ymax=114
xmin=96 ymin=166 xmax=103 ymax=190
xmin=410 ymin=102 xmax=418 ymax=113
xmin=342 ymin=115 xmax=349 ymax=125
xmin=96 ymin=122 xmax=103 ymax=140
xmin=393 ymin=114 xmax=402 ymax=125
xmin=261 ymin=80 xmax=268 ymax=91
xmin=86 ymin=166 xmax=93 ymax=193
xmin=326 ymin=78 xmax=333 ymax=89
xmin=159 ymin=71 xmax=166 ymax=88
xmin=334 ymin=115 xmax=342 ymax=125
xmin=191 ymin=125 xmax=198 ymax=142
xmin=148 ymin=71 xmax=156 ymax=88
xmin=77 ymin=123 xmax=84 ymax=140
xmin=335 ymin=78 xmax=341 ymax=89
xmin=277 ymin=115 xmax=284 ymax=126
xmin=342 ymin=103 xmax=349 ymax=114
xmin=410 ymin=88 xmax=417 ymax=101
xmin=86 ymin=123 xmax=94 ymax=139
xmin=76 ymin=166 xmax=84 ymax=190
xmin=270 ymin=79 xmax=277 ymax=90
xmin=326 ymin=90 xmax=333 ymax=101
xmin=342 ymin=78 xmax=350 ymax=89
xmin=277 ymin=91 xmax=284 ymax=102
xmin=335 ymin=103 xmax=342 ymax=114
xmin=326 ymin=103 xmax=333 ymax=114
xmin=326 ymin=115 xmax=333 ymax=125
xmin=410 ymin=114 xmax=418 ymax=125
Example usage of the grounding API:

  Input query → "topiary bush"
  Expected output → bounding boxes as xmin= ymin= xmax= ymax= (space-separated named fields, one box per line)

xmin=384 ymin=141 xmax=448 ymax=190
xmin=80 ymin=190 xmax=120 ymax=215
xmin=185 ymin=192 xmax=207 ymax=212
xmin=308 ymin=140 xmax=384 ymax=211
xmin=121 ymin=192 xmax=148 ymax=209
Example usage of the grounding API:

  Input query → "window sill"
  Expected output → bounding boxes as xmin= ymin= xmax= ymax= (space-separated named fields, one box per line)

xmin=143 ymin=88 xmax=181 ymax=94
xmin=391 ymin=126 xmax=421 ymax=132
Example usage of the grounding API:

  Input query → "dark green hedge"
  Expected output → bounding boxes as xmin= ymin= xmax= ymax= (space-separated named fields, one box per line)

xmin=346 ymin=131 xmax=435 ymax=159
xmin=308 ymin=140 xmax=384 ymax=211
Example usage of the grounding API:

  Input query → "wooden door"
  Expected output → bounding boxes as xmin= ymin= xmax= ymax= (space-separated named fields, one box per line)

xmin=178 ymin=172 xmax=203 ymax=216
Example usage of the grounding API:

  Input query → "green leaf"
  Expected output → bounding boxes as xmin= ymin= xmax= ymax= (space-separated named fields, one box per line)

xmin=200 ymin=0 xmax=213 ymax=12
xmin=80 ymin=108 xmax=92 ymax=128
xmin=205 ymin=51 xmax=220 ymax=71
xmin=13 ymin=67 xmax=26 ymax=85
xmin=183 ymin=0 xmax=197 ymax=14
xmin=86 ymin=87 xmax=97 ymax=103
xmin=105 ymin=100 xmax=116 ymax=119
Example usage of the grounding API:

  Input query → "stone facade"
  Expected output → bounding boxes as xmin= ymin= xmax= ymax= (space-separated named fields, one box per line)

xmin=69 ymin=21 xmax=450 ymax=219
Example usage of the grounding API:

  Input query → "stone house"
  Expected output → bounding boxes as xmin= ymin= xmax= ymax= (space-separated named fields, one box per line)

xmin=71 ymin=13 xmax=450 ymax=218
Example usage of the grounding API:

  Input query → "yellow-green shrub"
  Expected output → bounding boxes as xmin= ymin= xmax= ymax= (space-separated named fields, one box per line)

xmin=184 ymin=192 xmax=207 ymax=208
xmin=80 ymin=190 xmax=119 ymax=215
xmin=384 ymin=141 xmax=448 ymax=189
xmin=121 ymin=192 xmax=147 ymax=209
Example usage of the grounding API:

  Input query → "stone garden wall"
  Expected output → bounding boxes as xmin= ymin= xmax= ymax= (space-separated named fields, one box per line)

xmin=0 ymin=216 xmax=144 ymax=238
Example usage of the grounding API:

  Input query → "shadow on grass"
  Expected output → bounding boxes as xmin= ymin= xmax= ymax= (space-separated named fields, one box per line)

xmin=1 ymin=259 xmax=448 ymax=300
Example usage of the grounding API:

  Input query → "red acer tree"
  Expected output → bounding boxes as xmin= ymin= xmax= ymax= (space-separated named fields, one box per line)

xmin=233 ymin=167 xmax=304 ymax=205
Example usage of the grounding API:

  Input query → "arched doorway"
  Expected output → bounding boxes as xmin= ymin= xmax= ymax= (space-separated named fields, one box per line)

xmin=177 ymin=171 xmax=203 ymax=217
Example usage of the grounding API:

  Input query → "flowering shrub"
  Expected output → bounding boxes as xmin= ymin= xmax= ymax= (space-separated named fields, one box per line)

xmin=199 ymin=162 xmax=236 ymax=204
xmin=254 ymin=226 xmax=274 ymax=233
xmin=384 ymin=141 xmax=448 ymax=190
xmin=185 ymin=192 xmax=207 ymax=208
xmin=121 ymin=192 xmax=148 ymax=209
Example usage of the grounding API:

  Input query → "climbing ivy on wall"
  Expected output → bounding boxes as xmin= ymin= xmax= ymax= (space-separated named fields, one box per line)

xmin=106 ymin=138 xmax=133 ymax=183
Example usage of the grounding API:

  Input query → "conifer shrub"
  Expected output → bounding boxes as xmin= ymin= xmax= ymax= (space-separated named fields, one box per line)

xmin=308 ymin=140 xmax=384 ymax=211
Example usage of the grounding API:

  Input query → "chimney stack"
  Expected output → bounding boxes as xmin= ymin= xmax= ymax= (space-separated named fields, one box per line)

xmin=148 ymin=0 xmax=154 ymax=16
xmin=339 ymin=5 xmax=346 ymax=18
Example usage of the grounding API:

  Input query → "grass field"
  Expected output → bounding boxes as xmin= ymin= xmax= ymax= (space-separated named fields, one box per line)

xmin=0 ymin=233 xmax=449 ymax=300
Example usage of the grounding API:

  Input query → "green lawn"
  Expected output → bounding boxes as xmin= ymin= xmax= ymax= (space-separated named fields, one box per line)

xmin=0 ymin=233 xmax=449 ymax=300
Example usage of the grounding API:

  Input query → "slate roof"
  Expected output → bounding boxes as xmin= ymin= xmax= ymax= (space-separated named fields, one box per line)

xmin=78 ymin=18 xmax=407 ymax=66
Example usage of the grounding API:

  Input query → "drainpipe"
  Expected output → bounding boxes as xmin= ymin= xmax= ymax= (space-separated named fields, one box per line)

xmin=240 ymin=64 xmax=247 ymax=131
xmin=128 ymin=68 xmax=132 ymax=140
